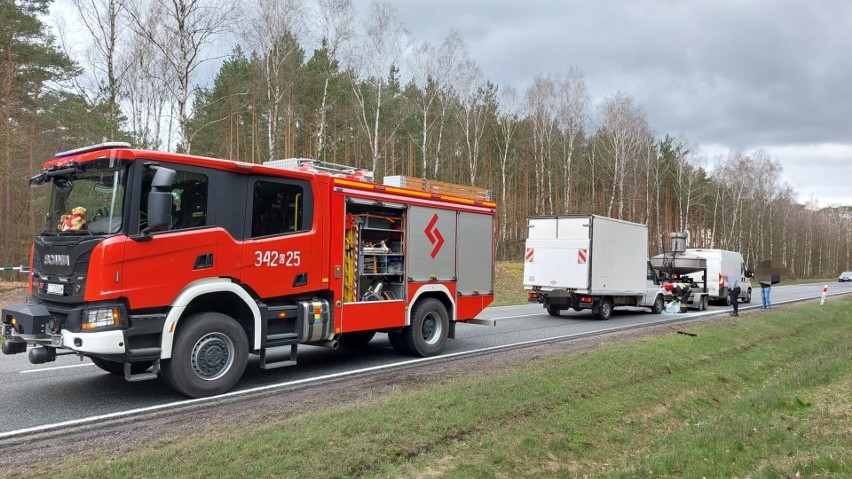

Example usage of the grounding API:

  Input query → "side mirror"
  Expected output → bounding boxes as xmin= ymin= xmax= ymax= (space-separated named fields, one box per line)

xmin=140 ymin=166 xmax=176 ymax=237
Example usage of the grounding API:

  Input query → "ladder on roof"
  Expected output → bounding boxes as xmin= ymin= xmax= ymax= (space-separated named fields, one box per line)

xmin=263 ymin=158 xmax=374 ymax=182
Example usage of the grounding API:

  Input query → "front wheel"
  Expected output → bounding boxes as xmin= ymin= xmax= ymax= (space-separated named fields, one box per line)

xmin=161 ymin=312 xmax=248 ymax=398
xmin=743 ymin=289 xmax=752 ymax=303
xmin=402 ymin=298 xmax=449 ymax=357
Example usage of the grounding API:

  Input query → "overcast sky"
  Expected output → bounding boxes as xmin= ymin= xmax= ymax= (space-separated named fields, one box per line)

xmin=386 ymin=0 xmax=852 ymax=207
xmin=49 ymin=0 xmax=851 ymax=207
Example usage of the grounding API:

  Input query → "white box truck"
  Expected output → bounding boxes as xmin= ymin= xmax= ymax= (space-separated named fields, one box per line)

xmin=682 ymin=249 xmax=752 ymax=305
xmin=523 ymin=215 xmax=665 ymax=320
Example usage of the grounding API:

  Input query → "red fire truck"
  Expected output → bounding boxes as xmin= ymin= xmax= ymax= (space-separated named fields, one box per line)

xmin=1 ymin=143 xmax=496 ymax=397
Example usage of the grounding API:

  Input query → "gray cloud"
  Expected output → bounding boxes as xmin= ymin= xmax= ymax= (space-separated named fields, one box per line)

xmin=390 ymin=0 xmax=852 ymax=205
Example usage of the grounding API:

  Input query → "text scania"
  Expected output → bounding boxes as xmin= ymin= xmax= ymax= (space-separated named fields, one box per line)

xmin=254 ymin=250 xmax=301 ymax=267
xmin=43 ymin=254 xmax=70 ymax=266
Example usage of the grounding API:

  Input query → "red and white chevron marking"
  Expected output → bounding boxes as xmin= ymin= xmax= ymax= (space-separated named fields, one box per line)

xmin=577 ymin=248 xmax=587 ymax=264
xmin=525 ymin=248 xmax=534 ymax=262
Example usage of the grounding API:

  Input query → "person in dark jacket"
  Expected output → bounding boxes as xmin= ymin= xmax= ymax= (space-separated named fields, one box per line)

xmin=727 ymin=273 xmax=740 ymax=317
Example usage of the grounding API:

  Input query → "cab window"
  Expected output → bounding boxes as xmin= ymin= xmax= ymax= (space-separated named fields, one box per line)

xmin=250 ymin=180 xmax=309 ymax=238
xmin=140 ymin=169 xmax=209 ymax=230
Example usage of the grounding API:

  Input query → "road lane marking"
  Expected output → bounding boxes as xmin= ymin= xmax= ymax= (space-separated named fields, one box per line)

xmin=20 ymin=363 xmax=95 ymax=374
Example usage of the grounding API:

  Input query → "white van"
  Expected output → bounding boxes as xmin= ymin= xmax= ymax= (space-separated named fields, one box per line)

xmin=682 ymin=249 xmax=752 ymax=305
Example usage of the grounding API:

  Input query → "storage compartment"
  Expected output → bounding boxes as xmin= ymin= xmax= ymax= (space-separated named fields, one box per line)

xmin=343 ymin=200 xmax=406 ymax=303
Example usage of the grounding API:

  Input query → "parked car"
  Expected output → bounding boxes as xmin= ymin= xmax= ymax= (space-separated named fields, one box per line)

xmin=839 ymin=271 xmax=852 ymax=282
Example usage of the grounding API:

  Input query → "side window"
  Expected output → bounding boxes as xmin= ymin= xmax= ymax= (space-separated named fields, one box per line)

xmin=251 ymin=180 xmax=308 ymax=238
xmin=141 ymin=169 xmax=209 ymax=230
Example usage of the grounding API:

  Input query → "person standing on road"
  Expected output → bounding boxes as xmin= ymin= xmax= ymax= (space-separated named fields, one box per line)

xmin=759 ymin=276 xmax=772 ymax=309
xmin=727 ymin=273 xmax=741 ymax=317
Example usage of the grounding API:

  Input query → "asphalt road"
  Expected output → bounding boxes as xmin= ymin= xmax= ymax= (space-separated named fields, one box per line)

xmin=1 ymin=281 xmax=850 ymax=437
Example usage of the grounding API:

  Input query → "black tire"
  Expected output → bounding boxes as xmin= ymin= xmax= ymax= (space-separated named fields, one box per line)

xmin=724 ymin=294 xmax=732 ymax=306
xmin=651 ymin=295 xmax=664 ymax=314
xmin=597 ymin=298 xmax=614 ymax=320
xmin=743 ymin=289 xmax=752 ymax=303
xmin=387 ymin=331 xmax=409 ymax=354
xmin=161 ymin=312 xmax=248 ymax=398
xmin=91 ymin=357 xmax=153 ymax=375
xmin=547 ymin=305 xmax=561 ymax=317
xmin=700 ymin=295 xmax=708 ymax=311
xmin=339 ymin=331 xmax=376 ymax=347
xmin=402 ymin=298 xmax=449 ymax=357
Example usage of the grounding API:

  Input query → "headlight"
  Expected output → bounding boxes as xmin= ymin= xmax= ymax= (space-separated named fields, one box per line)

xmin=82 ymin=307 xmax=121 ymax=330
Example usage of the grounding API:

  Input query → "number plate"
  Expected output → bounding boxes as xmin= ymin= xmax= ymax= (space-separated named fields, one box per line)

xmin=46 ymin=283 xmax=64 ymax=295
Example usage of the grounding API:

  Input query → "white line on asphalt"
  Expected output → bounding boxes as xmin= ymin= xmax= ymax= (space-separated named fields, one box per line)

xmin=20 ymin=363 xmax=95 ymax=374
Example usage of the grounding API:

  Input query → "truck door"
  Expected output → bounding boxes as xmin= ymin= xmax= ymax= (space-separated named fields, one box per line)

xmin=239 ymin=177 xmax=322 ymax=299
xmin=122 ymin=166 xmax=221 ymax=309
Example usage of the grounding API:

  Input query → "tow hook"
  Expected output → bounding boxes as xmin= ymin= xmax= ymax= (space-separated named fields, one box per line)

xmin=29 ymin=346 xmax=57 ymax=364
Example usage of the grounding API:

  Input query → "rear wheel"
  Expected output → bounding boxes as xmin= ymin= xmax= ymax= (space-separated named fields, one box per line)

xmin=161 ymin=312 xmax=248 ymax=398
xmin=338 ymin=331 xmax=376 ymax=347
xmin=547 ymin=305 xmax=561 ymax=317
xmin=596 ymin=298 xmax=614 ymax=320
xmin=700 ymin=295 xmax=708 ymax=310
xmin=91 ymin=357 xmax=153 ymax=375
xmin=651 ymin=295 xmax=664 ymax=314
xmin=724 ymin=294 xmax=732 ymax=306
xmin=743 ymin=289 xmax=752 ymax=303
xmin=402 ymin=298 xmax=449 ymax=357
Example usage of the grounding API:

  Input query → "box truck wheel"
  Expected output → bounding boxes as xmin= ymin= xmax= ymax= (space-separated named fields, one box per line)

xmin=700 ymin=295 xmax=708 ymax=310
xmin=595 ymin=298 xmax=614 ymax=320
xmin=161 ymin=312 xmax=248 ymax=398
xmin=651 ymin=295 xmax=664 ymax=314
xmin=91 ymin=357 xmax=153 ymax=375
xmin=547 ymin=305 xmax=561 ymax=317
xmin=403 ymin=298 xmax=449 ymax=357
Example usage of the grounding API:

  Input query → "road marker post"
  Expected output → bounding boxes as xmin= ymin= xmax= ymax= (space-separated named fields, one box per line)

xmin=820 ymin=285 xmax=828 ymax=305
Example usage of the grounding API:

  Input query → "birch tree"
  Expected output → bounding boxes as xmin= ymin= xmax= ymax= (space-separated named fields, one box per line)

xmin=556 ymin=67 xmax=588 ymax=213
xmin=454 ymin=58 xmax=493 ymax=185
xmin=525 ymin=75 xmax=558 ymax=214
xmin=496 ymin=84 xmax=520 ymax=250
xmin=311 ymin=0 xmax=354 ymax=160
xmin=348 ymin=1 xmax=409 ymax=174
xmin=597 ymin=92 xmax=647 ymax=218
xmin=128 ymin=0 xmax=234 ymax=152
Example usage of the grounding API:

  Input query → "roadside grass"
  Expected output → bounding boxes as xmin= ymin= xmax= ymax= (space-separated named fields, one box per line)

xmin=493 ymin=261 xmax=527 ymax=306
xmin=13 ymin=296 xmax=851 ymax=479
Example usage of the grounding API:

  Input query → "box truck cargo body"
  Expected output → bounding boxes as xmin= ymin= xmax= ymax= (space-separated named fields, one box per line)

xmin=523 ymin=215 xmax=665 ymax=320
xmin=682 ymin=249 xmax=752 ymax=305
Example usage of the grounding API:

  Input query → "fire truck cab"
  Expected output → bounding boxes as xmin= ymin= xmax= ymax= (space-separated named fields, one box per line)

xmin=1 ymin=143 xmax=496 ymax=397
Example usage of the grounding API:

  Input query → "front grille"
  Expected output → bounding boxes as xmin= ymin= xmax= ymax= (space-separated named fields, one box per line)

xmin=73 ymin=250 xmax=91 ymax=275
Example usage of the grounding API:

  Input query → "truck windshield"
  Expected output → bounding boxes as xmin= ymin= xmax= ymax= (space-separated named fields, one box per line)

xmin=41 ymin=163 xmax=129 ymax=235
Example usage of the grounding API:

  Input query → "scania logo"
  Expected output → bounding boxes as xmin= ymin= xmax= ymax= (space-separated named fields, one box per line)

xmin=43 ymin=254 xmax=70 ymax=266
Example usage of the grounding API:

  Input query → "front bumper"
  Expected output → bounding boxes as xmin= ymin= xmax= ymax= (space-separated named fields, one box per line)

xmin=2 ymin=302 xmax=126 ymax=355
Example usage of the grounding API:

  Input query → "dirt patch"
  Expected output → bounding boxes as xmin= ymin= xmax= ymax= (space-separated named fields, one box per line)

xmin=0 ymin=280 xmax=731 ymax=476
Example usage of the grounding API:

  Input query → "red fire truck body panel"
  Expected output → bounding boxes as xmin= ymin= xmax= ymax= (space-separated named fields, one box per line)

xmin=2 ymin=144 xmax=497 ymax=397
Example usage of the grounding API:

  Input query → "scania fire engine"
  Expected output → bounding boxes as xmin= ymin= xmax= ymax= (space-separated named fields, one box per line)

xmin=1 ymin=143 xmax=496 ymax=397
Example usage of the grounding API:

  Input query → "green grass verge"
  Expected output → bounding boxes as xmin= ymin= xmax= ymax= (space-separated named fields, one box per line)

xmin=11 ymin=296 xmax=851 ymax=479
xmin=493 ymin=261 xmax=527 ymax=306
